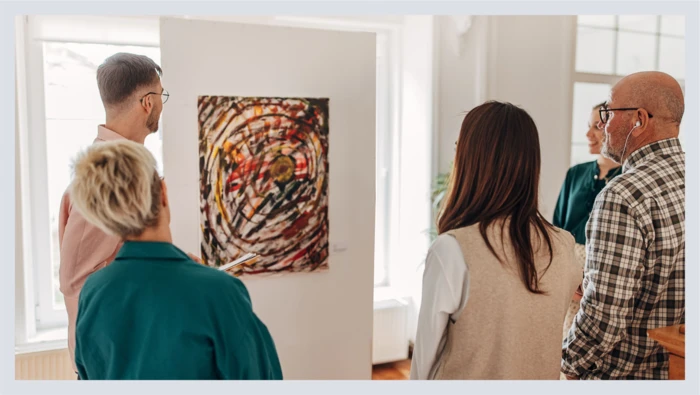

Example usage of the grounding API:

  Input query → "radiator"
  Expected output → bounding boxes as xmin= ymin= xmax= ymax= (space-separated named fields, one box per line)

xmin=15 ymin=348 xmax=76 ymax=380
xmin=372 ymin=298 xmax=410 ymax=365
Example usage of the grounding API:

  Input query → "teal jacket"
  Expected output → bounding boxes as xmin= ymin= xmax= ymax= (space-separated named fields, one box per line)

xmin=553 ymin=160 xmax=622 ymax=245
xmin=75 ymin=241 xmax=282 ymax=380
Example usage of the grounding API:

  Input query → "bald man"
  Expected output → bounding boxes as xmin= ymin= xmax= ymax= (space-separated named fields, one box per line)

xmin=562 ymin=71 xmax=685 ymax=380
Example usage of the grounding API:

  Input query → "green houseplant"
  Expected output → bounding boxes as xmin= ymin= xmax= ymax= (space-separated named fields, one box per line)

xmin=429 ymin=168 xmax=451 ymax=242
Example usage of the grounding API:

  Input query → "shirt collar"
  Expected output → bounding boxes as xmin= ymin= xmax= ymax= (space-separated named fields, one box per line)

xmin=623 ymin=137 xmax=684 ymax=172
xmin=95 ymin=125 xmax=127 ymax=142
xmin=115 ymin=241 xmax=192 ymax=262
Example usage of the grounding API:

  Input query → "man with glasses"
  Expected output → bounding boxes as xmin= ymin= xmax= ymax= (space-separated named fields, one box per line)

xmin=58 ymin=52 xmax=176 ymax=376
xmin=562 ymin=71 xmax=685 ymax=379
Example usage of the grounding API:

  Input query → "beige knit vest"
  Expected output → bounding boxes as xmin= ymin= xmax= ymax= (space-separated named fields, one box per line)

xmin=432 ymin=221 xmax=581 ymax=380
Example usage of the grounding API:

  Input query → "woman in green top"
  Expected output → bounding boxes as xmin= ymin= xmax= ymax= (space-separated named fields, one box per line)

xmin=70 ymin=140 xmax=282 ymax=380
xmin=553 ymin=102 xmax=621 ymax=344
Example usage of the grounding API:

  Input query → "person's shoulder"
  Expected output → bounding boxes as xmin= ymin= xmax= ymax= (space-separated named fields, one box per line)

xmin=187 ymin=263 xmax=251 ymax=300
xmin=545 ymin=224 xmax=576 ymax=250
xmin=541 ymin=225 xmax=580 ymax=273
xmin=548 ymin=224 xmax=575 ymax=244
xmin=427 ymin=232 xmax=464 ymax=263
xmin=601 ymin=168 xmax=654 ymax=208
xmin=431 ymin=233 xmax=461 ymax=251
xmin=441 ymin=223 xmax=481 ymax=239
xmin=185 ymin=261 xmax=242 ymax=283
xmin=567 ymin=160 xmax=595 ymax=178
xmin=570 ymin=160 xmax=595 ymax=171
xmin=80 ymin=262 xmax=118 ymax=297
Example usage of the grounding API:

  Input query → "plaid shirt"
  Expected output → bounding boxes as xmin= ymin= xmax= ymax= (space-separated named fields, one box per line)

xmin=562 ymin=138 xmax=685 ymax=380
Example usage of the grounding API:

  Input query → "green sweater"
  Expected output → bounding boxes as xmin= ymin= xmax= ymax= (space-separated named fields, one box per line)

xmin=75 ymin=241 xmax=282 ymax=380
xmin=553 ymin=160 xmax=622 ymax=245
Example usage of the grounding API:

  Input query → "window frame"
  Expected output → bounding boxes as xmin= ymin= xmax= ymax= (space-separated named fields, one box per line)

xmin=23 ymin=16 xmax=65 ymax=329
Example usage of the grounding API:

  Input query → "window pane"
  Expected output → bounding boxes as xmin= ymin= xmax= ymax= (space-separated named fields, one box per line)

xmin=570 ymin=143 xmax=597 ymax=167
xmin=43 ymin=43 xmax=106 ymax=121
xmin=618 ymin=15 xmax=659 ymax=34
xmin=660 ymin=15 xmax=685 ymax=36
xmin=616 ymin=31 xmax=658 ymax=75
xmin=43 ymin=42 xmax=161 ymax=120
xmin=577 ymin=15 xmax=616 ymax=28
xmin=571 ymin=82 xmax=611 ymax=150
xmin=45 ymin=119 xmax=100 ymax=308
xmin=576 ymin=27 xmax=615 ymax=74
xmin=659 ymin=37 xmax=685 ymax=79
xmin=144 ymin=126 xmax=164 ymax=175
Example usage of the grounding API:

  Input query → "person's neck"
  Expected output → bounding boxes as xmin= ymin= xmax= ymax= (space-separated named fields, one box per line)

xmin=125 ymin=225 xmax=173 ymax=244
xmin=104 ymin=115 xmax=147 ymax=144
xmin=597 ymin=156 xmax=619 ymax=178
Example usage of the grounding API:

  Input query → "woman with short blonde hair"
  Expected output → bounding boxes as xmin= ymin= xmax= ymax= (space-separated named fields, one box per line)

xmin=71 ymin=140 xmax=282 ymax=380
xmin=71 ymin=139 xmax=164 ymax=239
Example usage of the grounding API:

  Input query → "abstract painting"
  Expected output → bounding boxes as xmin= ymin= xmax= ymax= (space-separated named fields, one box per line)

xmin=198 ymin=96 xmax=329 ymax=276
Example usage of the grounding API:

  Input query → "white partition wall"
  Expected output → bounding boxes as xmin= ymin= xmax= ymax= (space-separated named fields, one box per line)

xmin=159 ymin=17 xmax=376 ymax=379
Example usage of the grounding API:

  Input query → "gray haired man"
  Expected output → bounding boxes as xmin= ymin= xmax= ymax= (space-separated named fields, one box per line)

xmin=562 ymin=71 xmax=685 ymax=380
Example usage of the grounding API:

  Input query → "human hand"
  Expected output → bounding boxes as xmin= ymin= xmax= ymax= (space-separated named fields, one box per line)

xmin=565 ymin=374 xmax=580 ymax=380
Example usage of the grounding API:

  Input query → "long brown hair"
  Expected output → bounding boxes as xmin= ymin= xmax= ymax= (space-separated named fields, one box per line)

xmin=438 ymin=101 xmax=554 ymax=294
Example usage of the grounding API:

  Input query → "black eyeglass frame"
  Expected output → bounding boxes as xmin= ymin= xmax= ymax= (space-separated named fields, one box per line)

xmin=140 ymin=89 xmax=170 ymax=104
xmin=599 ymin=107 xmax=653 ymax=124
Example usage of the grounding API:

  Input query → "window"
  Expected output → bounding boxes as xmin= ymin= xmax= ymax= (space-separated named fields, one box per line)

xmin=570 ymin=15 xmax=685 ymax=166
xmin=18 ymin=16 xmax=162 ymax=332
xmin=42 ymin=42 xmax=162 ymax=314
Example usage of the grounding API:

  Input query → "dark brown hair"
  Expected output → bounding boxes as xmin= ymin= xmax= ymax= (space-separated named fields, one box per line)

xmin=97 ymin=52 xmax=162 ymax=107
xmin=438 ymin=101 xmax=555 ymax=294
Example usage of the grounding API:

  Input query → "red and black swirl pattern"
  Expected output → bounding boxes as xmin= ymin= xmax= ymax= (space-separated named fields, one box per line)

xmin=198 ymin=96 xmax=329 ymax=276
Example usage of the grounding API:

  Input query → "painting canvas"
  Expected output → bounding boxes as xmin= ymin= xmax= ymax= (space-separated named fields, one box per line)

xmin=198 ymin=96 xmax=330 ymax=276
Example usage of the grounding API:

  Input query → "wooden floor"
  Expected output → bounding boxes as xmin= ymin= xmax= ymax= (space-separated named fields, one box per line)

xmin=372 ymin=359 xmax=411 ymax=380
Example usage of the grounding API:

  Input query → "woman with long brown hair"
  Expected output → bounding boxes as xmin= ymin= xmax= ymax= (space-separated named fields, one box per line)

xmin=410 ymin=101 xmax=581 ymax=380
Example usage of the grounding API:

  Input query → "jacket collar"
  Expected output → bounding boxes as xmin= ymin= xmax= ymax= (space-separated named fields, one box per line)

xmin=115 ymin=241 xmax=192 ymax=262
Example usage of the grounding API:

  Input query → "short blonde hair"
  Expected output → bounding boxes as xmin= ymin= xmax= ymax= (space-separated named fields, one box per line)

xmin=70 ymin=140 xmax=162 ymax=238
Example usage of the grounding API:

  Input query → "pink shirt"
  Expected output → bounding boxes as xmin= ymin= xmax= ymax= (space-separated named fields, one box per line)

xmin=58 ymin=125 xmax=126 ymax=370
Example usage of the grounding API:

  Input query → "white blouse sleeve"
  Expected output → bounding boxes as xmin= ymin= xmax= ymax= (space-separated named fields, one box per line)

xmin=409 ymin=234 xmax=469 ymax=380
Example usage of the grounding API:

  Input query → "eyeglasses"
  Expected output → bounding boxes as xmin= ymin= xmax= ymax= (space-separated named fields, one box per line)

xmin=599 ymin=107 xmax=653 ymax=124
xmin=140 ymin=89 xmax=169 ymax=104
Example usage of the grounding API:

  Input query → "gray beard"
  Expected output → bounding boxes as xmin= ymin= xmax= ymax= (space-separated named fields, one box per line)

xmin=601 ymin=141 xmax=621 ymax=163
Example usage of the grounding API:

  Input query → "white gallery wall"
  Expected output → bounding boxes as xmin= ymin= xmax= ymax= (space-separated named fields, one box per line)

xmin=434 ymin=15 xmax=577 ymax=221
xmin=485 ymin=15 xmax=576 ymax=221
xmin=435 ymin=15 xmax=486 ymax=176
xmin=159 ymin=17 xmax=376 ymax=379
